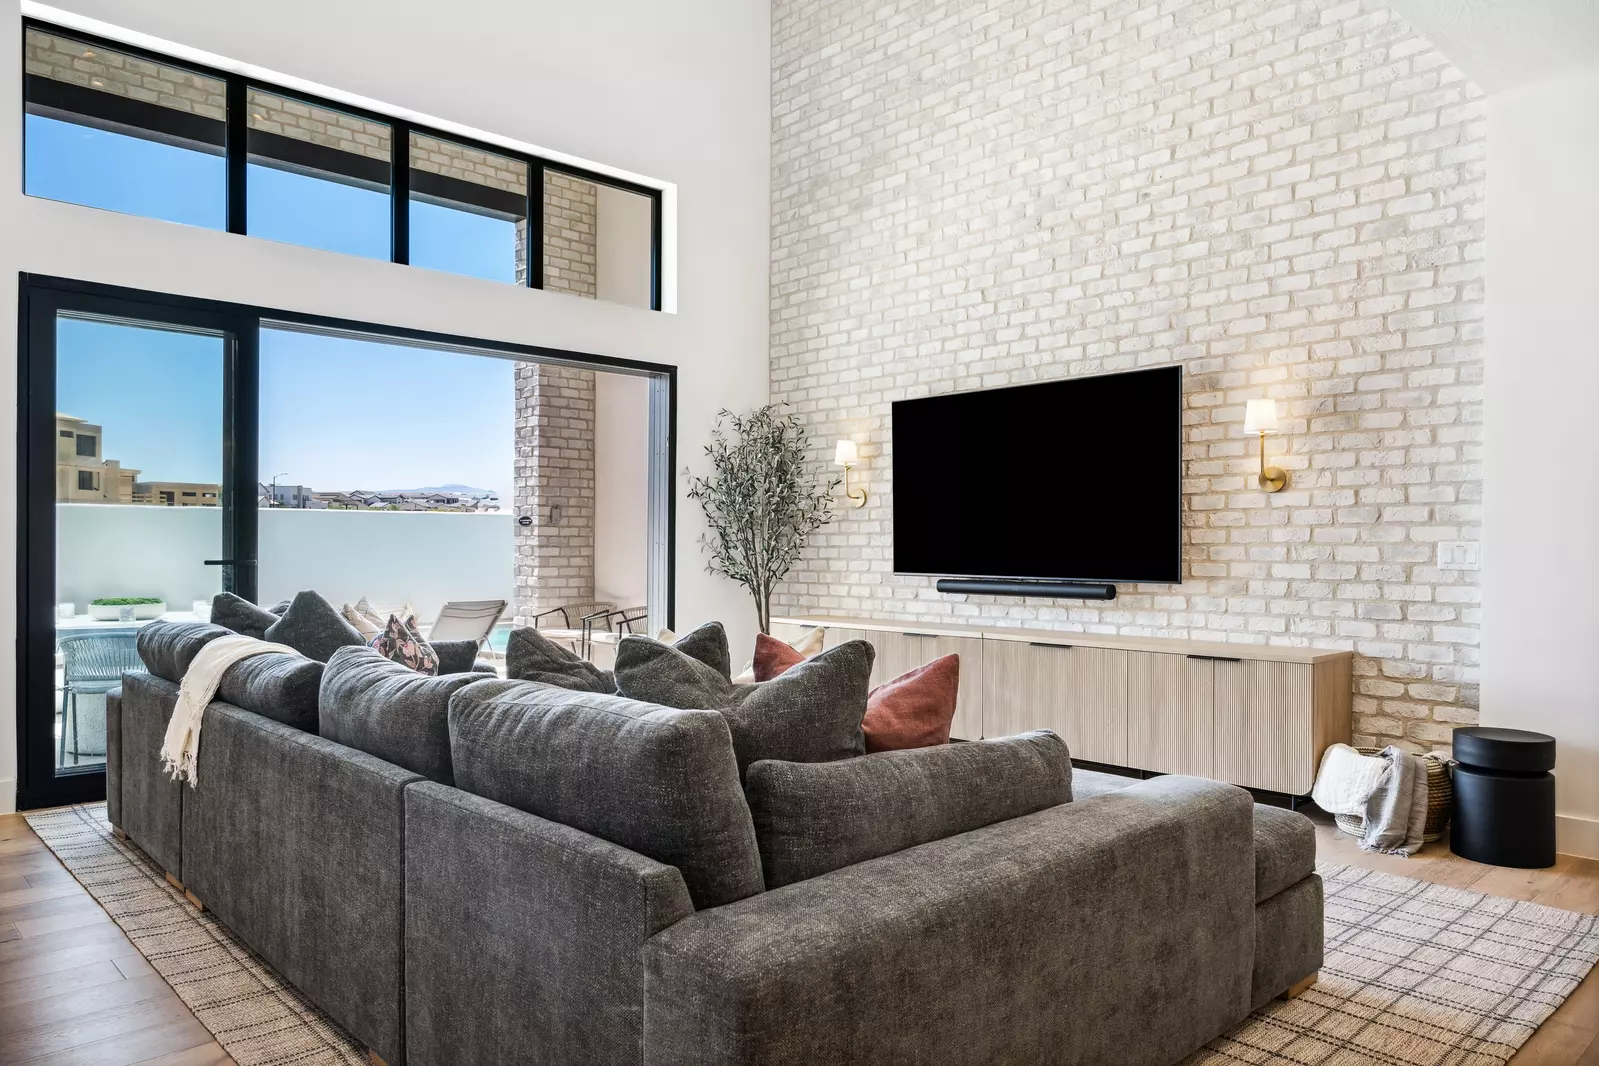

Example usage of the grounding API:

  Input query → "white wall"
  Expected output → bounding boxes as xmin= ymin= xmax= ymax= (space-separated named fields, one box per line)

xmin=1483 ymin=70 xmax=1599 ymax=860
xmin=593 ymin=374 xmax=650 ymax=608
xmin=0 ymin=0 xmax=771 ymax=810
xmin=258 ymin=511 xmax=514 ymax=624
xmin=55 ymin=506 xmax=515 ymax=626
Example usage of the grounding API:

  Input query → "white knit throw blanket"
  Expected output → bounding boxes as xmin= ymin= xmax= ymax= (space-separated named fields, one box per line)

xmin=160 ymin=635 xmax=299 ymax=787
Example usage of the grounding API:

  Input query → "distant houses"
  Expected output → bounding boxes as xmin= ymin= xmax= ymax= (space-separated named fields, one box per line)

xmin=265 ymin=486 xmax=501 ymax=513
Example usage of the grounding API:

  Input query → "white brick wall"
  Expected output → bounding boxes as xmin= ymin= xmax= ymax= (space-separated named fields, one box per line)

xmin=770 ymin=0 xmax=1486 ymax=752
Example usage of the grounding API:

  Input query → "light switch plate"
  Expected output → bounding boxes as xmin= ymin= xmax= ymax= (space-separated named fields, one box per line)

xmin=1437 ymin=541 xmax=1480 ymax=571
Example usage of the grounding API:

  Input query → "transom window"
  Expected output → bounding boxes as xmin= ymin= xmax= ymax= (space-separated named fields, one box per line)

xmin=21 ymin=21 xmax=661 ymax=310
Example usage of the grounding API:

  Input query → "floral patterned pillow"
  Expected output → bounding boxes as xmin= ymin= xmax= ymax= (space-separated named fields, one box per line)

xmin=369 ymin=614 xmax=439 ymax=675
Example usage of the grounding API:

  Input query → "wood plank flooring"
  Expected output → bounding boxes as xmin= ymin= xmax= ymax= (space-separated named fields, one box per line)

xmin=0 ymin=808 xmax=1594 ymax=1064
xmin=0 ymin=812 xmax=231 ymax=1066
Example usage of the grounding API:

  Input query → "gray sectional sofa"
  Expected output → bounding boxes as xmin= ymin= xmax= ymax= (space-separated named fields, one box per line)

xmin=107 ymin=618 xmax=1323 ymax=1066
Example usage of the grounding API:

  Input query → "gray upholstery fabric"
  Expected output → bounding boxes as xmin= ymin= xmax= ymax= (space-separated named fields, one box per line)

xmin=746 ymin=730 xmax=1073 ymax=887
xmin=504 ymin=626 xmax=614 ymax=691
xmin=181 ymin=704 xmax=419 ymax=1066
xmin=644 ymin=776 xmax=1256 ymax=1066
xmin=1251 ymin=874 xmax=1325 ymax=1009
xmin=114 ymin=673 xmax=186 ymax=878
xmin=405 ymin=783 xmax=695 ymax=1066
xmin=135 ymin=620 xmax=232 ymax=683
xmin=263 ymin=590 xmax=366 ymax=663
xmin=669 ymin=620 xmax=733 ymax=679
xmin=1072 ymin=766 xmax=1141 ymax=800
xmin=215 ymin=653 xmax=323 ymax=733
xmin=449 ymin=680 xmax=764 ymax=910
xmin=430 ymin=639 xmax=482 ymax=676
xmin=319 ymin=646 xmax=491 ymax=785
xmin=615 ymin=637 xmax=874 ymax=774
xmin=1254 ymin=804 xmax=1318 ymax=903
xmin=209 ymin=592 xmax=281 ymax=640
xmin=104 ymin=684 xmax=123 ymax=829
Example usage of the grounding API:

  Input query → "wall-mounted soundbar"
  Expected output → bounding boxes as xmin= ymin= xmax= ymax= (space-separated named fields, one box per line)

xmin=935 ymin=578 xmax=1118 ymax=600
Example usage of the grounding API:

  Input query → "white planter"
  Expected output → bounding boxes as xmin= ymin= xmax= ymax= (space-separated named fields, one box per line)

xmin=88 ymin=600 xmax=166 ymax=621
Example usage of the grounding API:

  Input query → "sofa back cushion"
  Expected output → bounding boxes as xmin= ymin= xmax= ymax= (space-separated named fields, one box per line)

xmin=210 ymin=592 xmax=282 ymax=640
xmin=136 ymin=620 xmax=232 ymax=682
xmin=319 ymin=646 xmax=490 ymax=784
xmin=504 ymin=626 xmax=614 ymax=691
xmin=744 ymin=730 xmax=1073 ymax=887
xmin=429 ymin=639 xmax=484 ymax=676
xmin=614 ymin=636 xmax=874 ymax=775
xmin=265 ymin=590 xmax=367 ymax=663
xmin=216 ymin=653 xmax=324 ymax=733
xmin=448 ymin=679 xmax=764 ymax=910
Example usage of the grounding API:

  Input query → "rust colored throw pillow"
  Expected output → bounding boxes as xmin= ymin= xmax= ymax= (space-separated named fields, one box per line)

xmin=753 ymin=631 xmax=810 ymax=682
xmin=862 ymin=654 xmax=960 ymax=752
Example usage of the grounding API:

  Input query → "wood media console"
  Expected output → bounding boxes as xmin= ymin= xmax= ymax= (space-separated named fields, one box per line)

xmin=771 ymin=616 xmax=1353 ymax=797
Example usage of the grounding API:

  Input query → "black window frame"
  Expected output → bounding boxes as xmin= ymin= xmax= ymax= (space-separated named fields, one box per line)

xmin=21 ymin=17 xmax=664 ymax=311
xmin=74 ymin=432 xmax=95 ymax=457
xmin=76 ymin=469 xmax=96 ymax=491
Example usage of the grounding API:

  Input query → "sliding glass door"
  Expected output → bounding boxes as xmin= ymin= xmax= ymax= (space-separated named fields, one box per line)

xmin=19 ymin=286 xmax=256 ymax=808
xmin=17 ymin=277 xmax=675 ymax=810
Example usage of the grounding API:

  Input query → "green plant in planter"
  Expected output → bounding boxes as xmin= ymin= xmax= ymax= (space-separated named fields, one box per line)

xmin=90 ymin=597 xmax=164 ymax=606
xmin=687 ymin=405 xmax=839 ymax=634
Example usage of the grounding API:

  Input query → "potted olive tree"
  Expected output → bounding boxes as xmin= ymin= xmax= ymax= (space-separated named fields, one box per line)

xmin=688 ymin=406 xmax=839 ymax=634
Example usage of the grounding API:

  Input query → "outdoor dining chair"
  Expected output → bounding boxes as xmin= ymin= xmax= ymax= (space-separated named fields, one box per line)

xmin=59 ymin=634 xmax=145 ymax=764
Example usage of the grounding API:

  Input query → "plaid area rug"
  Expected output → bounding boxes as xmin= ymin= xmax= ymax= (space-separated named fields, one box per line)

xmin=23 ymin=804 xmax=365 ymax=1066
xmin=26 ymin=805 xmax=1599 ymax=1066
xmin=1187 ymin=864 xmax=1599 ymax=1065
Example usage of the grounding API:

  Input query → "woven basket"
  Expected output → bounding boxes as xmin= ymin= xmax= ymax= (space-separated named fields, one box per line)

xmin=1333 ymin=748 xmax=1453 ymax=843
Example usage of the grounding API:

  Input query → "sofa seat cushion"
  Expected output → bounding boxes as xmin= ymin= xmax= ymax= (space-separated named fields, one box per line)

xmin=1071 ymin=767 xmax=1140 ymax=800
xmin=210 ymin=592 xmax=283 ymax=640
xmin=265 ymin=590 xmax=367 ymax=663
xmin=1253 ymin=803 xmax=1317 ymax=903
xmin=135 ymin=620 xmax=233 ymax=682
xmin=615 ymin=634 xmax=875 ymax=775
xmin=745 ymin=730 xmax=1072 ymax=887
xmin=216 ymin=653 xmax=323 ymax=733
xmin=448 ymin=679 xmax=764 ymax=910
xmin=319 ymin=646 xmax=492 ymax=784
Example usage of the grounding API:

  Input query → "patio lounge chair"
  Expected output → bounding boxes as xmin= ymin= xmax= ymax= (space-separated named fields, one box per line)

xmin=425 ymin=599 xmax=508 ymax=645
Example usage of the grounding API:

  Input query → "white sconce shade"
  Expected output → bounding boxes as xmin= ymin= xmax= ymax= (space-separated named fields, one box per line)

xmin=834 ymin=439 xmax=860 ymax=467
xmin=1243 ymin=398 xmax=1280 ymax=435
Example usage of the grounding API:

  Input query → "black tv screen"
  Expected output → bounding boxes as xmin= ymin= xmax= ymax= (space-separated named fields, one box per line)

xmin=892 ymin=366 xmax=1182 ymax=584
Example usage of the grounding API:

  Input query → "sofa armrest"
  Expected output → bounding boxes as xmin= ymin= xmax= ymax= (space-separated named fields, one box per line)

xmin=406 ymin=782 xmax=695 ymax=1066
xmin=643 ymin=776 xmax=1255 ymax=1066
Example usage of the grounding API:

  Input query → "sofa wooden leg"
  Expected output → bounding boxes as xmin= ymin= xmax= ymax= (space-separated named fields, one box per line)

xmin=1279 ymin=973 xmax=1318 ymax=1000
xmin=112 ymin=826 xmax=126 ymax=841
xmin=184 ymin=889 xmax=205 ymax=913
xmin=368 ymin=1052 xmax=389 ymax=1066
xmin=164 ymin=871 xmax=184 ymax=892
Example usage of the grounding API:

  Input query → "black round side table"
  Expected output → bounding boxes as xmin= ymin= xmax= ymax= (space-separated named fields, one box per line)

xmin=1450 ymin=727 xmax=1557 ymax=869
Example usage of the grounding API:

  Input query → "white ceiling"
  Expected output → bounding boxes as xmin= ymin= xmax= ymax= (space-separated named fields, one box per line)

xmin=1391 ymin=0 xmax=1599 ymax=92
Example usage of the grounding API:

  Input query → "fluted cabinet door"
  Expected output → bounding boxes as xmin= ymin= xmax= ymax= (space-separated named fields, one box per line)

xmin=1126 ymin=653 xmax=1215 ymax=777
xmin=1212 ymin=660 xmax=1314 ymax=793
xmin=980 ymin=641 xmax=1129 ymax=764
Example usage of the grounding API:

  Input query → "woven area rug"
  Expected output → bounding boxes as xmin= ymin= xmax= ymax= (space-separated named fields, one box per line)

xmin=23 ymin=804 xmax=365 ymax=1066
xmin=1187 ymin=864 xmax=1599 ymax=1065
xmin=26 ymin=804 xmax=1599 ymax=1066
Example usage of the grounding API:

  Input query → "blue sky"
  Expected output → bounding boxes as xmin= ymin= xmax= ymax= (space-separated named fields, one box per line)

xmin=31 ymin=114 xmax=517 ymax=499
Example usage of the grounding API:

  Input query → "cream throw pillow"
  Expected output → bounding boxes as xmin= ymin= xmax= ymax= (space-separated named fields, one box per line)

xmin=733 ymin=625 xmax=825 ymax=684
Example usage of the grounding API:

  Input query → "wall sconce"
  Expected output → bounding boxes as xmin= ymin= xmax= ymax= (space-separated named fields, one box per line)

xmin=1243 ymin=399 xmax=1287 ymax=493
xmin=834 ymin=439 xmax=868 ymax=508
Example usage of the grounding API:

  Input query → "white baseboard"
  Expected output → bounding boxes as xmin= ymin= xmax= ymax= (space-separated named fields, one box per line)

xmin=0 ymin=779 xmax=15 ymax=815
xmin=1557 ymin=813 xmax=1599 ymax=860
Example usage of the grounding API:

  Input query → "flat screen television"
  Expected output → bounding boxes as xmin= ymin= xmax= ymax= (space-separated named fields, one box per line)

xmin=892 ymin=365 xmax=1182 ymax=584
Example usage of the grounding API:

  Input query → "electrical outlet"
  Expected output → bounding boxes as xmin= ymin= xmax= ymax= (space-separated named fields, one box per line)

xmin=1437 ymin=541 xmax=1480 ymax=571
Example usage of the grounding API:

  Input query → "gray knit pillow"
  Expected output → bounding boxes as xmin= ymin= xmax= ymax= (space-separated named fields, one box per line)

xmin=264 ymin=590 xmax=366 ymax=663
xmin=614 ymin=636 xmax=874 ymax=775
xmin=210 ymin=592 xmax=281 ymax=640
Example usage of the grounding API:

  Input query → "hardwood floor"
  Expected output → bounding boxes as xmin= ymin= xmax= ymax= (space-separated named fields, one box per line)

xmin=0 ymin=812 xmax=231 ymax=1066
xmin=0 ymin=807 xmax=1594 ymax=1064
